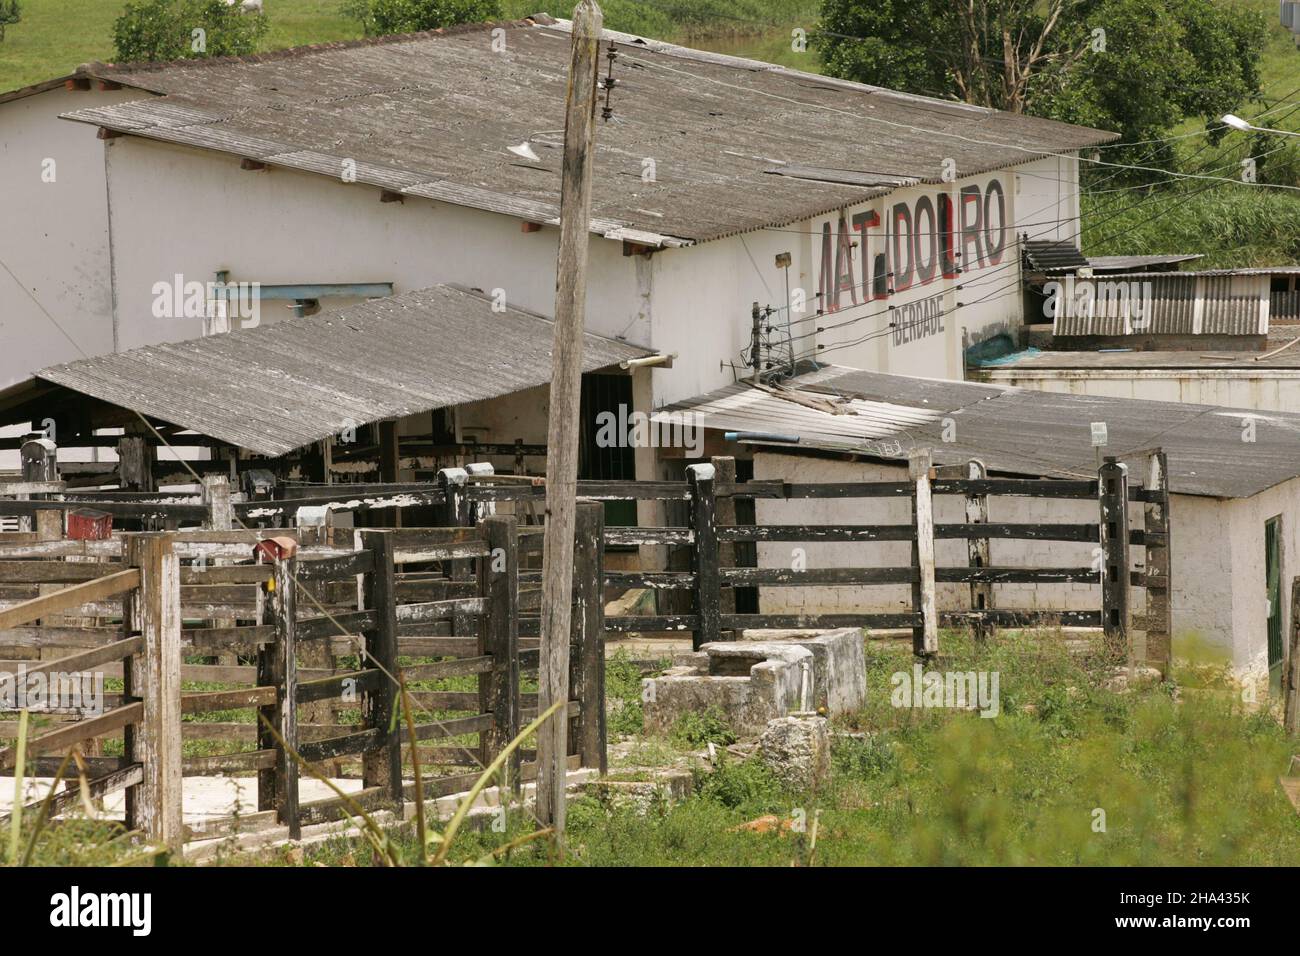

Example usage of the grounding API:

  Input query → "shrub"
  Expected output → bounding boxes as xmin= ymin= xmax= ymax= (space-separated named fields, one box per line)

xmin=343 ymin=0 xmax=500 ymax=36
xmin=113 ymin=0 xmax=268 ymax=62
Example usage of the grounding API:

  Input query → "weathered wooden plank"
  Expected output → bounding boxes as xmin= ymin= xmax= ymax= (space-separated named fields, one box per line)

xmin=1098 ymin=459 xmax=1132 ymax=654
xmin=295 ymin=550 xmax=376 ymax=581
xmin=183 ymin=750 xmax=276 ymax=775
xmin=720 ymin=613 xmax=919 ymax=629
xmin=0 ymin=569 xmax=140 ymax=630
xmin=688 ymin=464 xmax=721 ymax=651
xmin=911 ymin=451 xmax=939 ymax=657
xmin=394 ymin=597 xmax=485 ymax=624
xmin=604 ymin=615 xmax=699 ymax=633
xmin=0 ymin=702 xmax=142 ymax=771
xmin=360 ymin=530 xmax=402 ymax=813
xmin=0 ymin=637 xmax=142 ymax=700
xmin=480 ymin=514 xmax=519 ymax=777
xmin=122 ymin=533 xmax=183 ymax=854
xmin=402 ymin=656 xmax=493 ymax=680
xmin=572 ymin=502 xmax=606 ymax=772
xmin=401 ymin=713 xmax=493 ymax=742
xmin=296 ymin=669 xmax=381 ymax=704
xmin=181 ymin=686 xmax=276 ymax=714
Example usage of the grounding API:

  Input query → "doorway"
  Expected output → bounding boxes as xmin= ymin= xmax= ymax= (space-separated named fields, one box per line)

xmin=1265 ymin=515 xmax=1284 ymax=693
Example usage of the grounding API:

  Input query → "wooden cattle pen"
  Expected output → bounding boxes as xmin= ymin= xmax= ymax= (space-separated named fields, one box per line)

xmin=0 ymin=443 xmax=1174 ymax=854
xmin=0 ymin=509 xmax=605 ymax=854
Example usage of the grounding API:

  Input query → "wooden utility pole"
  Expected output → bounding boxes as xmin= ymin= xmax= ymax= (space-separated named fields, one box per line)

xmin=537 ymin=0 xmax=604 ymax=840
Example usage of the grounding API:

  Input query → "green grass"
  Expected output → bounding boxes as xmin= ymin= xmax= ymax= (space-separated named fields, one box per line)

xmin=0 ymin=0 xmax=820 ymax=92
xmin=286 ymin=630 xmax=1300 ymax=867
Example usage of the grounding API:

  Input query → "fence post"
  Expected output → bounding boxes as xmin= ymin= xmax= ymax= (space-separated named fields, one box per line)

xmin=964 ymin=459 xmax=994 ymax=642
xmin=267 ymin=550 xmax=300 ymax=840
xmin=360 ymin=529 xmax=403 ymax=813
xmin=438 ymin=467 xmax=473 ymax=637
xmin=1143 ymin=450 xmax=1172 ymax=677
xmin=122 ymin=532 xmax=183 ymax=854
xmin=688 ymin=463 xmax=721 ymax=650
xmin=479 ymin=514 xmax=519 ymax=782
xmin=711 ymin=456 xmax=738 ymax=633
xmin=1284 ymin=579 xmax=1300 ymax=735
xmin=909 ymin=450 xmax=938 ymax=657
xmin=1098 ymin=457 xmax=1132 ymax=657
xmin=571 ymin=500 xmax=607 ymax=772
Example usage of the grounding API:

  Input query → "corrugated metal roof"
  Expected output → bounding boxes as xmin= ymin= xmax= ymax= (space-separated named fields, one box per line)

xmin=51 ymin=18 xmax=1116 ymax=247
xmin=1049 ymin=274 xmax=1266 ymax=337
xmin=663 ymin=365 xmax=1300 ymax=498
xmin=25 ymin=285 xmax=647 ymax=456
xmin=1087 ymin=254 xmax=1203 ymax=272
xmin=1023 ymin=240 xmax=1090 ymax=273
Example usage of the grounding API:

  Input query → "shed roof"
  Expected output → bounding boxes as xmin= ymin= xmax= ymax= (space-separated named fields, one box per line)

xmin=42 ymin=16 xmax=1115 ymax=247
xmin=661 ymin=365 xmax=1300 ymax=497
xmin=0 ymin=285 xmax=647 ymax=456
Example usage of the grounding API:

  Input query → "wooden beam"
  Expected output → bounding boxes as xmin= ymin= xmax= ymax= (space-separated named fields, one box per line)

xmin=0 ymin=569 xmax=140 ymax=630
xmin=910 ymin=450 xmax=938 ymax=657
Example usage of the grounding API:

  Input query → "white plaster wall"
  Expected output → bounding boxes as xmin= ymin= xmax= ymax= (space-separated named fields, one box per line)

xmin=751 ymin=452 xmax=1133 ymax=616
xmin=749 ymin=450 xmax=1260 ymax=675
xmin=980 ymin=369 xmax=1300 ymax=415
xmin=0 ymin=87 xmax=142 ymax=386
xmin=1219 ymin=475 xmax=1300 ymax=681
xmin=100 ymin=136 xmax=650 ymax=354
xmin=101 ymin=135 xmax=1081 ymax=411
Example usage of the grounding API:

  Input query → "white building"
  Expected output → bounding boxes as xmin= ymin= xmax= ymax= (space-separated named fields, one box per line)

xmin=0 ymin=14 xmax=1108 ymax=407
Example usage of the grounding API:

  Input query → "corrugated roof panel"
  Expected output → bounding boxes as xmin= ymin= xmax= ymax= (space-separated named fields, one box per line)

xmin=34 ymin=285 xmax=648 ymax=456
xmin=55 ymin=19 xmax=1117 ymax=246
xmin=664 ymin=365 xmax=1300 ymax=498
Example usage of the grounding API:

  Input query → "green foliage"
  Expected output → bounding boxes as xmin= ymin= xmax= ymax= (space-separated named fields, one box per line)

xmin=0 ymin=0 xmax=20 ymax=43
xmin=605 ymin=649 xmax=646 ymax=737
xmin=1082 ymin=185 xmax=1300 ymax=268
xmin=694 ymin=755 xmax=784 ymax=811
xmin=343 ymin=0 xmax=500 ymax=36
xmin=816 ymin=0 xmax=1269 ymax=175
xmin=112 ymin=0 xmax=268 ymax=63
xmin=670 ymin=705 xmax=737 ymax=748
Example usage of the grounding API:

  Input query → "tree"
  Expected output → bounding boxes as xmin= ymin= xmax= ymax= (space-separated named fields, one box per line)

xmin=113 ymin=0 xmax=268 ymax=62
xmin=342 ymin=0 xmax=500 ymax=37
xmin=0 ymin=1 xmax=20 ymax=44
xmin=817 ymin=0 xmax=1268 ymax=173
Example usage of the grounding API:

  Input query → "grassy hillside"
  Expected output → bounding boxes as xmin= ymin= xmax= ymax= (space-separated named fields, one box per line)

xmin=0 ymin=0 xmax=819 ymax=91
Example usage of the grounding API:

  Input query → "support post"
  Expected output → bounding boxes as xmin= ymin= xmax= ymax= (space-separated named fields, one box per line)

xmin=964 ymin=459 xmax=993 ymax=642
xmin=122 ymin=533 xmax=183 ymax=854
xmin=712 ymin=456 xmax=738 ymax=629
xmin=688 ymin=463 xmax=721 ymax=650
xmin=1098 ymin=457 xmax=1132 ymax=658
xmin=360 ymin=530 xmax=402 ymax=813
xmin=117 ymin=434 xmax=155 ymax=493
xmin=1143 ymin=450 xmax=1172 ymax=677
xmin=479 ymin=514 xmax=520 ymax=779
xmin=910 ymin=450 xmax=938 ymax=658
xmin=537 ymin=0 xmax=604 ymax=839
xmin=267 ymin=551 xmax=300 ymax=839
xmin=1286 ymin=578 xmax=1299 ymax=735
xmin=571 ymin=500 xmax=606 ymax=772
xmin=438 ymin=467 xmax=473 ymax=637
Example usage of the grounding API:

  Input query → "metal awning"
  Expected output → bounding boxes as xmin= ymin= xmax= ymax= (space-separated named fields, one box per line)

xmin=0 ymin=285 xmax=648 ymax=456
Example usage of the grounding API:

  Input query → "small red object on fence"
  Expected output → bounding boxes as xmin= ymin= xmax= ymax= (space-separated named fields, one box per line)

xmin=67 ymin=508 xmax=112 ymax=541
xmin=253 ymin=536 xmax=298 ymax=562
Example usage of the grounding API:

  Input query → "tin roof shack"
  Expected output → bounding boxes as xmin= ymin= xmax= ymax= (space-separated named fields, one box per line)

xmin=661 ymin=366 xmax=1300 ymax=690
xmin=0 ymin=17 xmax=1114 ymax=399
xmin=1016 ymin=241 xmax=1300 ymax=355
xmin=0 ymin=284 xmax=652 ymax=503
